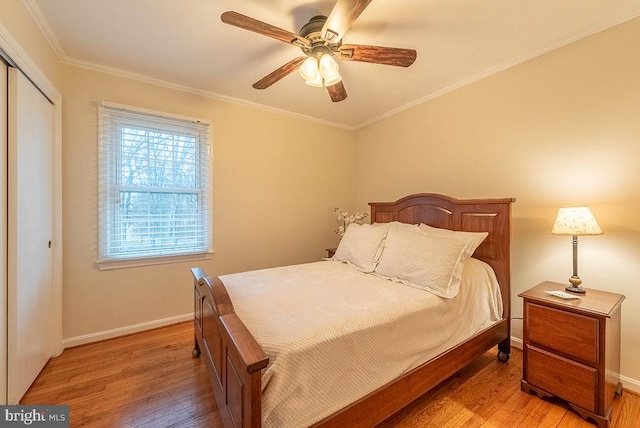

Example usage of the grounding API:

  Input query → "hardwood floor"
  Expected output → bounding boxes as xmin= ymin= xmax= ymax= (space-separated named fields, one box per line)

xmin=21 ymin=322 xmax=221 ymax=427
xmin=22 ymin=322 xmax=640 ymax=427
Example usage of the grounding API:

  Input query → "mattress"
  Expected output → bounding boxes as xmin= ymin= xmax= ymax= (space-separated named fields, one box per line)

xmin=220 ymin=257 xmax=503 ymax=428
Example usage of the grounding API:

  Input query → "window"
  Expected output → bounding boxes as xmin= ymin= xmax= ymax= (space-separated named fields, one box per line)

xmin=98 ymin=102 xmax=211 ymax=268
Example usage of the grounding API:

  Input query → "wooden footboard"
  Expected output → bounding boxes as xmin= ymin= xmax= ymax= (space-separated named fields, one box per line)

xmin=192 ymin=268 xmax=267 ymax=428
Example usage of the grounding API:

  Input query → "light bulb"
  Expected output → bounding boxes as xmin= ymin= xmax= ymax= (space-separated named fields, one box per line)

xmin=298 ymin=57 xmax=318 ymax=82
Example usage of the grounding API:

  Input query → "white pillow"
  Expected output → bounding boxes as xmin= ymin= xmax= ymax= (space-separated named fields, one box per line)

xmin=387 ymin=221 xmax=421 ymax=233
xmin=418 ymin=224 xmax=488 ymax=255
xmin=332 ymin=223 xmax=389 ymax=273
xmin=374 ymin=227 xmax=473 ymax=298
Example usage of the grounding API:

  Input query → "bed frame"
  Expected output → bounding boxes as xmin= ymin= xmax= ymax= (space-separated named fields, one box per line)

xmin=191 ymin=193 xmax=515 ymax=428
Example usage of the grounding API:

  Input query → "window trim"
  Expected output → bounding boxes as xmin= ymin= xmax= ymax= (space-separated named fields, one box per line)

xmin=97 ymin=101 xmax=212 ymax=269
xmin=97 ymin=250 xmax=213 ymax=271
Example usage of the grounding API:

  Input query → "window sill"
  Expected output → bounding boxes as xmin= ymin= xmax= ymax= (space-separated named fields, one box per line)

xmin=97 ymin=251 xmax=213 ymax=271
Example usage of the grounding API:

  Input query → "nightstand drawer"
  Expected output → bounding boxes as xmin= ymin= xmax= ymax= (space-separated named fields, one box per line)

xmin=527 ymin=345 xmax=597 ymax=413
xmin=525 ymin=302 xmax=599 ymax=365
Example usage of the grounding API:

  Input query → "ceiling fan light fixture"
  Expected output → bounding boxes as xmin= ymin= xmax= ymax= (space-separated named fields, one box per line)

xmin=299 ymin=54 xmax=341 ymax=87
xmin=318 ymin=54 xmax=342 ymax=86
xmin=318 ymin=54 xmax=339 ymax=79
xmin=305 ymin=72 xmax=324 ymax=87
xmin=299 ymin=56 xmax=319 ymax=82
xmin=323 ymin=71 xmax=342 ymax=86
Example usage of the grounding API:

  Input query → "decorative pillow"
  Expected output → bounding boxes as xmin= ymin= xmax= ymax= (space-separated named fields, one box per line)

xmin=374 ymin=227 xmax=473 ymax=298
xmin=332 ymin=223 xmax=390 ymax=273
xmin=418 ymin=224 xmax=488 ymax=255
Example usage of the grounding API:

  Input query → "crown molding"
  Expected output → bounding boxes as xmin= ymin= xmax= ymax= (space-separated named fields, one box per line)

xmin=355 ymin=5 xmax=640 ymax=130
xmin=65 ymin=56 xmax=355 ymax=130
xmin=21 ymin=0 xmax=67 ymax=62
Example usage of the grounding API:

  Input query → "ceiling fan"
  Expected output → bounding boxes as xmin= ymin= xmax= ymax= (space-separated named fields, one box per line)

xmin=221 ymin=0 xmax=417 ymax=102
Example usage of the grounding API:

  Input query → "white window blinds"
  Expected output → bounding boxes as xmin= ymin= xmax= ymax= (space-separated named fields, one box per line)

xmin=98 ymin=102 xmax=211 ymax=264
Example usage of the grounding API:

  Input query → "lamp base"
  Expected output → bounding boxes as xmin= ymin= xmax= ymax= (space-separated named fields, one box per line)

xmin=565 ymin=285 xmax=586 ymax=294
xmin=567 ymin=275 xmax=585 ymax=293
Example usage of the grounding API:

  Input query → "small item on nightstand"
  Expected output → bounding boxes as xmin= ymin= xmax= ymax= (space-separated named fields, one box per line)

xmin=544 ymin=290 xmax=582 ymax=299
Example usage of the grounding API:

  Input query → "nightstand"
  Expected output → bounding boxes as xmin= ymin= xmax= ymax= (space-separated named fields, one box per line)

xmin=519 ymin=281 xmax=624 ymax=428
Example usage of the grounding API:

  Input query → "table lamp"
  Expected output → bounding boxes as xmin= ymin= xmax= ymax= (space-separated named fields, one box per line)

xmin=551 ymin=206 xmax=603 ymax=294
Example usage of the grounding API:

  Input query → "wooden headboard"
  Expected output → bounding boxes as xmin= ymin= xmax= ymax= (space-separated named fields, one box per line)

xmin=369 ymin=193 xmax=515 ymax=319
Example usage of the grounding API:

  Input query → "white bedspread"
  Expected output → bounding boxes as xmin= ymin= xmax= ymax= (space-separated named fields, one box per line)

xmin=220 ymin=258 xmax=503 ymax=428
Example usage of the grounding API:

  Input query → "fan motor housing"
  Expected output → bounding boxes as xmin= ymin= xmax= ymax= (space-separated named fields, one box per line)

xmin=299 ymin=15 xmax=341 ymax=57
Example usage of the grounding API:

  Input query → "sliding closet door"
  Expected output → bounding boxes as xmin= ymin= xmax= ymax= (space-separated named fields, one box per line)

xmin=6 ymin=67 xmax=55 ymax=403
xmin=0 ymin=59 xmax=7 ymax=405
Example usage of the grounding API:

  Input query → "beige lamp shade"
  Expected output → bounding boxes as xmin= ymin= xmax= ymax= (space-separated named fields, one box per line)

xmin=551 ymin=206 xmax=603 ymax=236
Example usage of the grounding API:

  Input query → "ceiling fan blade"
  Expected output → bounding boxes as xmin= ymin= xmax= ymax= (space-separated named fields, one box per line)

xmin=321 ymin=0 xmax=372 ymax=43
xmin=221 ymin=11 xmax=310 ymax=47
xmin=327 ymin=81 xmax=348 ymax=102
xmin=338 ymin=44 xmax=417 ymax=67
xmin=252 ymin=57 xmax=307 ymax=90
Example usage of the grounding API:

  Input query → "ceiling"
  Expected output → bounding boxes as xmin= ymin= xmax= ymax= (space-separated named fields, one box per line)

xmin=28 ymin=0 xmax=640 ymax=129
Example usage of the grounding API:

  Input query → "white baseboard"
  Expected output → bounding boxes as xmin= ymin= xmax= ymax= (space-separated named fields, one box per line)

xmin=621 ymin=375 xmax=640 ymax=394
xmin=509 ymin=335 xmax=640 ymax=394
xmin=511 ymin=336 xmax=523 ymax=350
xmin=62 ymin=312 xmax=194 ymax=348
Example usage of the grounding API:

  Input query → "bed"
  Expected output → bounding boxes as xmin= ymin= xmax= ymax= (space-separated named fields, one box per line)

xmin=191 ymin=193 xmax=515 ymax=428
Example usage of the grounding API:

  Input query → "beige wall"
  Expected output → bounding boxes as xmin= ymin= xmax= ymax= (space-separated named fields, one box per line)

xmin=61 ymin=64 xmax=355 ymax=339
xmin=354 ymin=17 xmax=640 ymax=387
